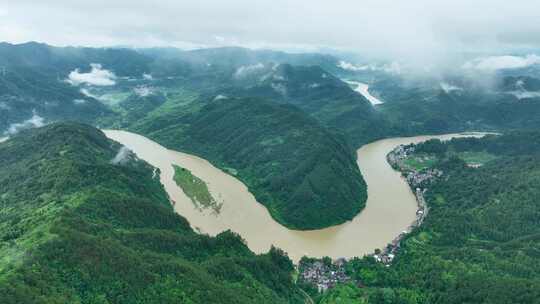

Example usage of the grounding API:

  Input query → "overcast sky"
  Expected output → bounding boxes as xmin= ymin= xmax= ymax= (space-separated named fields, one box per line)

xmin=1 ymin=0 xmax=539 ymax=61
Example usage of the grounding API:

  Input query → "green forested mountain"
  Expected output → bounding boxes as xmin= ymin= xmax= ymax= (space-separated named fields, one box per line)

xmin=130 ymin=97 xmax=366 ymax=229
xmin=0 ymin=123 xmax=303 ymax=303
xmin=0 ymin=42 xmax=151 ymax=75
xmin=219 ymin=63 xmax=392 ymax=146
xmin=0 ymin=42 xmax=371 ymax=231
xmin=370 ymin=74 xmax=540 ymax=135
xmin=0 ymin=42 xmax=150 ymax=133
xmin=0 ymin=67 xmax=113 ymax=131
xmin=320 ymin=132 xmax=540 ymax=303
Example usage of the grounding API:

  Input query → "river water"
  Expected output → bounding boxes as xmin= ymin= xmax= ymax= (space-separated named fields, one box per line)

xmin=345 ymin=80 xmax=384 ymax=105
xmin=104 ymin=130 xmax=487 ymax=262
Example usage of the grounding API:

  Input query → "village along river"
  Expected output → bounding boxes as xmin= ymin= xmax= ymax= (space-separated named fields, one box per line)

xmin=105 ymin=130 xmax=488 ymax=263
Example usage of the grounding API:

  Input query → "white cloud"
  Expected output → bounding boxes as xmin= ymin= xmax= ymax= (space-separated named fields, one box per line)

xmin=73 ymin=99 xmax=87 ymax=104
xmin=234 ymin=63 xmax=265 ymax=78
xmin=271 ymin=83 xmax=287 ymax=96
xmin=133 ymin=85 xmax=153 ymax=97
xmin=80 ymin=88 xmax=100 ymax=99
xmin=440 ymin=82 xmax=463 ymax=93
xmin=0 ymin=102 xmax=10 ymax=110
xmin=213 ymin=94 xmax=228 ymax=101
xmin=463 ymin=55 xmax=540 ymax=71
xmin=506 ymin=79 xmax=540 ymax=100
xmin=5 ymin=111 xmax=45 ymax=135
xmin=142 ymin=73 xmax=153 ymax=80
xmin=3 ymin=1 xmax=540 ymax=71
xmin=110 ymin=146 xmax=132 ymax=165
xmin=338 ymin=61 xmax=371 ymax=71
xmin=508 ymin=91 xmax=540 ymax=100
xmin=338 ymin=60 xmax=401 ymax=74
xmin=66 ymin=63 xmax=117 ymax=86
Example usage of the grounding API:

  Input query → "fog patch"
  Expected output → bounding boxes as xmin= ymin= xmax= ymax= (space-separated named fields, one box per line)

xmin=273 ymin=74 xmax=286 ymax=81
xmin=440 ymin=82 xmax=463 ymax=93
xmin=133 ymin=85 xmax=154 ymax=97
xmin=271 ymin=83 xmax=287 ymax=96
xmin=213 ymin=94 xmax=228 ymax=101
xmin=463 ymin=55 xmax=540 ymax=71
xmin=73 ymin=99 xmax=87 ymax=104
xmin=338 ymin=61 xmax=371 ymax=71
xmin=5 ymin=111 xmax=45 ymax=135
xmin=507 ymin=80 xmax=540 ymax=99
xmin=66 ymin=63 xmax=117 ymax=86
xmin=234 ymin=63 xmax=265 ymax=79
xmin=110 ymin=146 xmax=133 ymax=165
xmin=338 ymin=60 xmax=401 ymax=74
xmin=508 ymin=91 xmax=540 ymax=100
xmin=143 ymin=73 xmax=153 ymax=80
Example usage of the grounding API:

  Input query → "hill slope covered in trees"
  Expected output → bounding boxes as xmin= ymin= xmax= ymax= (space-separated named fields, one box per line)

xmin=319 ymin=132 xmax=540 ymax=303
xmin=0 ymin=123 xmax=303 ymax=304
xmin=130 ymin=97 xmax=366 ymax=229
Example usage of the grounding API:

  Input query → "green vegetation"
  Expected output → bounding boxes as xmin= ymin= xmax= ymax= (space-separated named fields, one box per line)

xmin=222 ymin=64 xmax=392 ymax=146
xmin=373 ymin=75 xmax=540 ymax=136
xmin=403 ymin=154 xmax=437 ymax=170
xmin=324 ymin=132 xmax=540 ymax=303
xmin=457 ymin=151 xmax=498 ymax=166
xmin=0 ymin=123 xmax=303 ymax=304
xmin=133 ymin=97 xmax=366 ymax=230
xmin=172 ymin=164 xmax=221 ymax=213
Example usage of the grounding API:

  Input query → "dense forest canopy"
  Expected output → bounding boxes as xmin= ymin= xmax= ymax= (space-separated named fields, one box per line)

xmin=2 ymin=41 xmax=540 ymax=303
xmin=318 ymin=132 xmax=540 ymax=303
xmin=0 ymin=123 xmax=303 ymax=303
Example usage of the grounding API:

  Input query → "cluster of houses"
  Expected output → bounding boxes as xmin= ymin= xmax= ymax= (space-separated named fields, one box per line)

xmin=372 ymin=145 xmax=443 ymax=265
xmin=406 ymin=168 xmax=443 ymax=188
xmin=300 ymin=144 xmax=443 ymax=290
xmin=387 ymin=144 xmax=415 ymax=168
xmin=299 ymin=258 xmax=351 ymax=292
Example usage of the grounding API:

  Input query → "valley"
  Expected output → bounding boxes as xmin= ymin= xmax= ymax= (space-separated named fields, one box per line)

xmin=2 ymin=40 xmax=540 ymax=304
xmin=105 ymin=129 xmax=489 ymax=262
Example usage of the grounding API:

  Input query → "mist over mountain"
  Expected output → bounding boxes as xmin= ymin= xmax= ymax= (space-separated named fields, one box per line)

xmin=2 ymin=1 xmax=540 ymax=303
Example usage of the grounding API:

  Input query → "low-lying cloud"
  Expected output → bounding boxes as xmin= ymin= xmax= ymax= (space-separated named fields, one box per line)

xmin=234 ymin=63 xmax=265 ymax=79
xmin=66 ymin=63 xmax=117 ymax=86
xmin=338 ymin=61 xmax=401 ymax=75
xmin=463 ymin=55 xmax=540 ymax=71
xmin=440 ymin=82 xmax=463 ymax=93
xmin=133 ymin=85 xmax=154 ymax=97
xmin=110 ymin=146 xmax=132 ymax=165
xmin=5 ymin=111 xmax=45 ymax=135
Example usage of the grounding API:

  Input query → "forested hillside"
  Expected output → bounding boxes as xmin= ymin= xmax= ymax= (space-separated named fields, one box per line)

xmin=131 ymin=97 xmax=366 ymax=229
xmin=0 ymin=42 xmax=373 ymax=231
xmin=319 ymin=132 xmax=540 ymax=303
xmin=371 ymin=75 xmax=540 ymax=135
xmin=0 ymin=123 xmax=303 ymax=303
xmin=220 ymin=63 xmax=392 ymax=146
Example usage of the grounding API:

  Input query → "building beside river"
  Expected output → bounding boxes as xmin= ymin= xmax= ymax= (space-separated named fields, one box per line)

xmin=299 ymin=258 xmax=351 ymax=292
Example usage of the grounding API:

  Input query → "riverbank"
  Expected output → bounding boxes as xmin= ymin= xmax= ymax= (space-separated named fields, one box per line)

xmin=104 ymin=130 xmax=491 ymax=263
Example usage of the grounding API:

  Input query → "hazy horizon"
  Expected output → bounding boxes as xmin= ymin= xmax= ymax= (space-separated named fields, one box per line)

xmin=1 ymin=1 xmax=539 ymax=58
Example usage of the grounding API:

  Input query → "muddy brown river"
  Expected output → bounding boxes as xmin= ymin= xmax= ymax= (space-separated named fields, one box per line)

xmin=104 ymin=130 xmax=488 ymax=262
